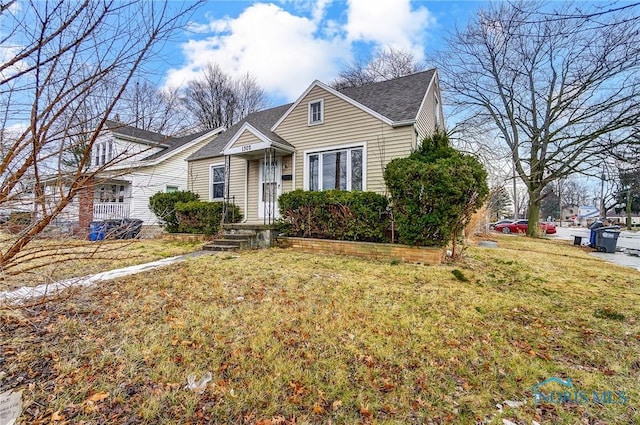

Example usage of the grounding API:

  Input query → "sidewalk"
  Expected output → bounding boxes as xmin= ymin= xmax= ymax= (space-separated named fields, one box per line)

xmin=589 ymin=251 xmax=640 ymax=272
xmin=0 ymin=251 xmax=214 ymax=305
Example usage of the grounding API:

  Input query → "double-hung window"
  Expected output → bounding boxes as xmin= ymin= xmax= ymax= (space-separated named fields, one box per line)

xmin=308 ymin=99 xmax=324 ymax=125
xmin=308 ymin=146 xmax=363 ymax=191
xmin=94 ymin=141 xmax=114 ymax=166
xmin=211 ymin=165 xmax=225 ymax=200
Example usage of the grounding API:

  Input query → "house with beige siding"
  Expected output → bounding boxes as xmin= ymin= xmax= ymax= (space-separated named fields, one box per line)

xmin=186 ymin=69 xmax=444 ymax=225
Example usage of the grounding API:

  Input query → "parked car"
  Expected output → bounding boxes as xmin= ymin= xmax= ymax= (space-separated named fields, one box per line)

xmin=494 ymin=219 xmax=557 ymax=234
xmin=489 ymin=219 xmax=513 ymax=229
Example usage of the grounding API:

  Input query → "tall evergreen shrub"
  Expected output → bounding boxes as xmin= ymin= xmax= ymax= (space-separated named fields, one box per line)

xmin=384 ymin=132 xmax=488 ymax=246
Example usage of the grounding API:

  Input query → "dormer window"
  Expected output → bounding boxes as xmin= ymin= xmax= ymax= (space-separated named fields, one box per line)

xmin=308 ymin=99 xmax=324 ymax=125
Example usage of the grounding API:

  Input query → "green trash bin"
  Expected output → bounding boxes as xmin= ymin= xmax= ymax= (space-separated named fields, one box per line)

xmin=594 ymin=226 xmax=620 ymax=253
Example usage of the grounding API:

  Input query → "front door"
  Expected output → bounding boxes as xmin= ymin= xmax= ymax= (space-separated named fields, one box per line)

xmin=259 ymin=157 xmax=281 ymax=219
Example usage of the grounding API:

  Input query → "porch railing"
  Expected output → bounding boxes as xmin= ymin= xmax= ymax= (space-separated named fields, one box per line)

xmin=93 ymin=202 xmax=130 ymax=220
xmin=222 ymin=195 xmax=236 ymax=225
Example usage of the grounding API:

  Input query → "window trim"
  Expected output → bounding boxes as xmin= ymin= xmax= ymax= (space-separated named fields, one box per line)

xmin=303 ymin=142 xmax=367 ymax=191
xmin=165 ymin=185 xmax=179 ymax=193
xmin=209 ymin=163 xmax=226 ymax=201
xmin=100 ymin=142 xmax=106 ymax=165
xmin=307 ymin=99 xmax=324 ymax=126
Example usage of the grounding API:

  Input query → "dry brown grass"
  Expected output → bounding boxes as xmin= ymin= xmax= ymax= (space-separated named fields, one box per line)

xmin=0 ymin=238 xmax=201 ymax=291
xmin=1 ymin=236 xmax=639 ymax=424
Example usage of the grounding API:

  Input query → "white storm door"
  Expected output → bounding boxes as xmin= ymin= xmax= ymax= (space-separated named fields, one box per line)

xmin=258 ymin=158 xmax=281 ymax=219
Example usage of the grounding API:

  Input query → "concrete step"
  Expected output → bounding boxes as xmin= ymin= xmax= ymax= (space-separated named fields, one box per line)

xmin=221 ymin=234 xmax=254 ymax=241
xmin=202 ymin=243 xmax=240 ymax=252
xmin=214 ymin=239 xmax=247 ymax=247
xmin=224 ymin=230 xmax=257 ymax=236
xmin=202 ymin=236 xmax=252 ymax=251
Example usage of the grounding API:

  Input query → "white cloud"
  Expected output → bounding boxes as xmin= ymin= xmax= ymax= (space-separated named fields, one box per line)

xmin=344 ymin=0 xmax=434 ymax=58
xmin=165 ymin=3 xmax=350 ymax=101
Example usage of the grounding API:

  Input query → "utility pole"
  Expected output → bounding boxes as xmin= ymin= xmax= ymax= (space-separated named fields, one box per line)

xmin=557 ymin=179 xmax=562 ymax=226
xmin=599 ymin=167 xmax=606 ymax=218
xmin=627 ymin=188 xmax=633 ymax=230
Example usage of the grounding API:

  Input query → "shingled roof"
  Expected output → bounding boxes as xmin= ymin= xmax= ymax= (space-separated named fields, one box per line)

xmin=105 ymin=120 xmax=214 ymax=162
xmin=187 ymin=70 xmax=437 ymax=161
xmin=142 ymin=129 xmax=212 ymax=161
xmin=187 ymin=104 xmax=293 ymax=161
xmin=105 ymin=120 xmax=172 ymax=147
xmin=337 ymin=69 xmax=436 ymax=122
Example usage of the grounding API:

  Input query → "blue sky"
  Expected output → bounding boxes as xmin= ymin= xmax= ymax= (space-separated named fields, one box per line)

xmin=159 ymin=0 xmax=487 ymax=105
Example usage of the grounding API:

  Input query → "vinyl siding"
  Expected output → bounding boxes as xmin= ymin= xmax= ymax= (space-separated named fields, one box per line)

xmin=281 ymin=154 xmax=293 ymax=194
xmin=92 ymin=134 xmax=164 ymax=170
xmin=187 ymin=156 xmax=247 ymax=219
xmin=187 ymin=157 xmax=216 ymax=199
xmin=229 ymin=130 xmax=261 ymax=149
xmin=274 ymin=85 xmax=415 ymax=195
xmin=414 ymin=78 xmax=444 ymax=141
xmin=126 ymin=140 xmax=211 ymax=224
xmin=227 ymin=156 xmax=247 ymax=217
xmin=247 ymin=159 xmax=260 ymax=222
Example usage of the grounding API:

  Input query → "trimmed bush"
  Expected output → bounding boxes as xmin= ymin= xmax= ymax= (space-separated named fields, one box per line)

xmin=278 ymin=190 xmax=389 ymax=242
xmin=384 ymin=132 xmax=488 ymax=247
xmin=149 ymin=191 xmax=199 ymax=232
xmin=174 ymin=201 xmax=242 ymax=234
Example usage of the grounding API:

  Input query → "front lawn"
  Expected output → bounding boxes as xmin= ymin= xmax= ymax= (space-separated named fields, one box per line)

xmin=1 ymin=236 xmax=638 ymax=424
xmin=0 ymin=238 xmax=201 ymax=292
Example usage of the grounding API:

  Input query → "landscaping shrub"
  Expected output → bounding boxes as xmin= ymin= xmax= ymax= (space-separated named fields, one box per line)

xmin=384 ymin=132 xmax=488 ymax=247
xmin=149 ymin=191 xmax=199 ymax=232
xmin=278 ymin=190 xmax=389 ymax=242
xmin=174 ymin=201 xmax=242 ymax=234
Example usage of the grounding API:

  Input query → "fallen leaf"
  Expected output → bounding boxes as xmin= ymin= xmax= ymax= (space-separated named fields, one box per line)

xmin=313 ymin=404 xmax=325 ymax=414
xmin=51 ymin=410 xmax=65 ymax=421
xmin=360 ymin=405 xmax=372 ymax=418
xmin=87 ymin=392 xmax=109 ymax=402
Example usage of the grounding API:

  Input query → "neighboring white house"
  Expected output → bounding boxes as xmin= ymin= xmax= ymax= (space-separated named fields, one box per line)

xmin=79 ymin=121 xmax=223 ymax=227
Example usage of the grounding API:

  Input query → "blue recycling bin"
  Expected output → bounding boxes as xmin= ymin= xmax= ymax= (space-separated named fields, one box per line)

xmin=89 ymin=221 xmax=106 ymax=241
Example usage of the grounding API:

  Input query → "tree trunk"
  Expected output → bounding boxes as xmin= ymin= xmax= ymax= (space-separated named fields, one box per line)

xmin=527 ymin=190 xmax=542 ymax=237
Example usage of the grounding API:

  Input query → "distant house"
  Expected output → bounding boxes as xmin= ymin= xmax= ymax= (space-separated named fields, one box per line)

xmin=186 ymin=69 xmax=444 ymax=224
xmin=74 ymin=121 xmax=223 ymax=231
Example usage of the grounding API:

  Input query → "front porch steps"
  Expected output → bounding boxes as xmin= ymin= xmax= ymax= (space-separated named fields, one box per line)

xmin=202 ymin=223 xmax=278 ymax=251
xmin=202 ymin=235 xmax=251 ymax=252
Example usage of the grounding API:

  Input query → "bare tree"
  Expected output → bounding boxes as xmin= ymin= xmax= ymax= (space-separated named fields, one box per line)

xmin=119 ymin=80 xmax=192 ymax=135
xmin=486 ymin=185 xmax=513 ymax=220
xmin=182 ymin=63 xmax=268 ymax=130
xmin=439 ymin=1 xmax=640 ymax=236
xmin=332 ymin=46 xmax=425 ymax=89
xmin=0 ymin=0 xmax=203 ymax=274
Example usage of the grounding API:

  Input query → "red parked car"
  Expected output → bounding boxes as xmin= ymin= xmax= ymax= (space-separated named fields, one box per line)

xmin=494 ymin=219 xmax=557 ymax=234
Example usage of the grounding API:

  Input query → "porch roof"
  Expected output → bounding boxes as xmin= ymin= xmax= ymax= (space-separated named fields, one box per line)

xmin=222 ymin=123 xmax=295 ymax=157
xmin=187 ymin=103 xmax=293 ymax=161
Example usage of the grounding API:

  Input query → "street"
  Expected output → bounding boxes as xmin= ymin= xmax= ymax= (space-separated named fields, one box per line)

xmin=551 ymin=226 xmax=640 ymax=251
xmin=548 ymin=226 xmax=640 ymax=272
